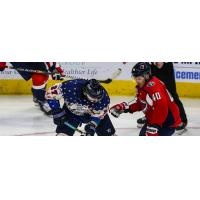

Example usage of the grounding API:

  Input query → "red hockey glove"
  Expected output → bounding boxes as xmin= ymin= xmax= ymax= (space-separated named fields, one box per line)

xmin=146 ymin=125 xmax=160 ymax=136
xmin=110 ymin=102 xmax=129 ymax=118
xmin=0 ymin=62 xmax=7 ymax=71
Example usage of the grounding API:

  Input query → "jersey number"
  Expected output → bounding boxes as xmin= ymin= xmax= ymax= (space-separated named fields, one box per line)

xmin=152 ymin=92 xmax=161 ymax=101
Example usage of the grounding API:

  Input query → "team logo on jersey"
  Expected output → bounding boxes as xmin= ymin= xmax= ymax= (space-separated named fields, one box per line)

xmin=147 ymin=82 xmax=155 ymax=87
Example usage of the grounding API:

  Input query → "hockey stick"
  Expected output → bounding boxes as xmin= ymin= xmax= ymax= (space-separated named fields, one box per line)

xmin=64 ymin=121 xmax=86 ymax=136
xmin=98 ymin=68 xmax=122 ymax=83
xmin=7 ymin=66 xmax=52 ymax=75
xmin=7 ymin=66 xmax=122 ymax=84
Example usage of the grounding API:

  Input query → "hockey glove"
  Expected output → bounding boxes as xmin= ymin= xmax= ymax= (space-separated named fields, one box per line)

xmin=49 ymin=64 xmax=65 ymax=80
xmin=110 ymin=102 xmax=129 ymax=118
xmin=84 ymin=122 xmax=96 ymax=136
xmin=53 ymin=108 xmax=67 ymax=126
xmin=146 ymin=125 xmax=160 ymax=136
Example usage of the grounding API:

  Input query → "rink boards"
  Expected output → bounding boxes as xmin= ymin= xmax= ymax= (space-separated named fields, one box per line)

xmin=0 ymin=62 xmax=200 ymax=97
xmin=0 ymin=79 xmax=200 ymax=97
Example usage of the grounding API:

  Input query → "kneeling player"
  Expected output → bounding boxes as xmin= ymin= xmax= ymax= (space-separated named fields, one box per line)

xmin=110 ymin=62 xmax=182 ymax=136
xmin=0 ymin=62 xmax=64 ymax=115
xmin=45 ymin=79 xmax=116 ymax=136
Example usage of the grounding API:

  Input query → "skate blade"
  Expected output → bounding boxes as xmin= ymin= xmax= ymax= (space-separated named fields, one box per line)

xmin=137 ymin=124 xmax=144 ymax=129
xmin=175 ymin=128 xmax=187 ymax=135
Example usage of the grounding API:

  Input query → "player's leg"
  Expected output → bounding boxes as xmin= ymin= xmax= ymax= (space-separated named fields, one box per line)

xmin=139 ymin=124 xmax=175 ymax=136
xmin=96 ymin=114 xmax=116 ymax=136
xmin=139 ymin=124 xmax=147 ymax=136
xmin=31 ymin=73 xmax=52 ymax=115
xmin=10 ymin=62 xmax=48 ymax=107
xmin=173 ymin=93 xmax=188 ymax=126
xmin=169 ymin=92 xmax=187 ymax=134
xmin=53 ymin=103 xmax=81 ymax=136
xmin=159 ymin=127 xmax=175 ymax=136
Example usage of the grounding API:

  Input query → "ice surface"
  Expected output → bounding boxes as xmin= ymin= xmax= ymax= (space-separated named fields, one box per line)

xmin=0 ymin=96 xmax=199 ymax=136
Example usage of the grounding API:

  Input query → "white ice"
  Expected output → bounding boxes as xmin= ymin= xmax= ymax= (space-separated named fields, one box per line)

xmin=0 ymin=96 xmax=200 ymax=136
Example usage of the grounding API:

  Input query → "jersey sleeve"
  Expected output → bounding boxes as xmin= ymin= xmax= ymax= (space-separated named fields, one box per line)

xmin=45 ymin=83 xmax=64 ymax=110
xmin=129 ymin=88 xmax=142 ymax=113
xmin=90 ymin=116 xmax=101 ymax=127
xmin=129 ymin=97 xmax=142 ymax=113
xmin=89 ymin=93 xmax=110 ymax=127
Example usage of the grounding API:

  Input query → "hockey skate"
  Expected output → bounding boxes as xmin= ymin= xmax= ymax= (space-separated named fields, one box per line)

xmin=175 ymin=122 xmax=187 ymax=135
xmin=33 ymin=96 xmax=40 ymax=106
xmin=39 ymin=101 xmax=53 ymax=116
xmin=137 ymin=116 xmax=147 ymax=128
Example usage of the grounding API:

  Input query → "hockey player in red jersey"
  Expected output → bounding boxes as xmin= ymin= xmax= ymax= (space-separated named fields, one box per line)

xmin=110 ymin=62 xmax=182 ymax=136
xmin=136 ymin=62 xmax=187 ymax=133
xmin=0 ymin=62 xmax=65 ymax=115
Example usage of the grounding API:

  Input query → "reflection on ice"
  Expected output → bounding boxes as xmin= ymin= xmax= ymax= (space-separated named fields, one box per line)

xmin=0 ymin=96 xmax=199 ymax=136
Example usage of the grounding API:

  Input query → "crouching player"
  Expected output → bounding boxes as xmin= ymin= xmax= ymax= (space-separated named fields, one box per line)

xmin=45 ymin=79 xmax=116 ymax=136
xmin=110 ymin=62 xmax=182 ymax=136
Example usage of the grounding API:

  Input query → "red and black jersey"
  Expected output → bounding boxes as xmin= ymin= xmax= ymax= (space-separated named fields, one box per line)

xmin=129 ymin=77 xmax=181 ymax=128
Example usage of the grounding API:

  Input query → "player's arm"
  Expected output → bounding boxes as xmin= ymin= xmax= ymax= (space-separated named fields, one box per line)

xmin=85 ymin=102 xmax=110 ymax=136
xmin=110 ymin=93 xmax=142 ymax=118
xmin=46 ymin=62 xmax=65 ymax=80
xmin=84 ymin=116 xmax=101 ymax=136
xmin=45 ymin=83 xmax=67 ymax=125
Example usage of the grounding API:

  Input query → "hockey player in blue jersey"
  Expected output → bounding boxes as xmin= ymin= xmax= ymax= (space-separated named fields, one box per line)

xmin=45 ymin=79 xmax=116 ymax=136
xmin=0 ymin=62 xmax=65 ymax=115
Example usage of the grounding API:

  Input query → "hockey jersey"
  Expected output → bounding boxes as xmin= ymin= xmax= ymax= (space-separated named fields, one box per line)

xmin=129 ymin=77 xmax=181 ymax=128
xmin=46 ymin=79 xmax=110 ymax=125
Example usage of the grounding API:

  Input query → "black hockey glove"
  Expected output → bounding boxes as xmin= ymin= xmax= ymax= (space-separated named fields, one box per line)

xmin=84 ymin=122 xmax=96 ymax=136
xmin=53 ymin=108 xmax=67 ymax=126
